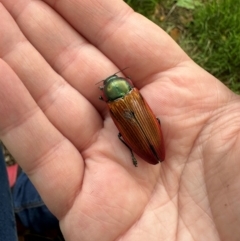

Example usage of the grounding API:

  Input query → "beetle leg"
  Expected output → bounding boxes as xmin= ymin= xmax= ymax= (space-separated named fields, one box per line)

xmin=157 ymin=118 xmax=161 ymax=126
xmin=118 ymin=133 xmax=138 ymax=167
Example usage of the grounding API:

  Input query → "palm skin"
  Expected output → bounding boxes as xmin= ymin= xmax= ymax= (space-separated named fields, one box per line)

xmin=0 ymin=0 xmax=240 ymax=240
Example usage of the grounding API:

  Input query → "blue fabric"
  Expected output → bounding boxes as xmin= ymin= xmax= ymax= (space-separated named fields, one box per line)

xmin=0 ymin=143 xmax=59 ymax=237
xmin=13 ymin=172 xmax=59 ymax=234
xmin=0 ymin=146 xmax=18 ymax=241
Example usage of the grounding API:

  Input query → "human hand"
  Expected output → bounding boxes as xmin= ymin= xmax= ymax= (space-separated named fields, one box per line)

xmin=0 ymin=1 xmax=240 ymax=240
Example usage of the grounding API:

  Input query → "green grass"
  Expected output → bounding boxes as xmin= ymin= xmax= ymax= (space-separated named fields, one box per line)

xmin=125 ymin=0 xmax=159 ymax=20
xmin=124 ymin=0 xmax=240 ymax=94
xmin=182 ymin=0 xmax=240 ymax=93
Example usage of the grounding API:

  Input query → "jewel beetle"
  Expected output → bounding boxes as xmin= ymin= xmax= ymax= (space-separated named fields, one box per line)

xmin=98 ymin=70 xmax=165 ymax=167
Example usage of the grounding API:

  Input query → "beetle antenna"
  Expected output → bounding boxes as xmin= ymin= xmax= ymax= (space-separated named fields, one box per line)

xmin=113 ymin=67 xmax=130 ymax=75
xmin=95 ymin=67 xmax=130 ymax=85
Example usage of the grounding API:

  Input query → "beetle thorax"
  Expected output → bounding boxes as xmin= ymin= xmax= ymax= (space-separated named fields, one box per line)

xmin=103 ymin=76 xmax=132 ymax=101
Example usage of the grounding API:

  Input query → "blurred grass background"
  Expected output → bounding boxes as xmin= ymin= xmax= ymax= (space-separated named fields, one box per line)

xmin=124 ymin=0 xmax=240 ymax=94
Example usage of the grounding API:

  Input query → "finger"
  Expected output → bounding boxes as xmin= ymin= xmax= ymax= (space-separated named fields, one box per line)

xmin=0 ymin=4 xmax=102 ymax=151
xmin=0 ymin=0 xmax=117 ymax=110
xmin=0 ymin=60 xmax=84 ymax=218
xmin=41 ymin=0 xmax=190 ymax=86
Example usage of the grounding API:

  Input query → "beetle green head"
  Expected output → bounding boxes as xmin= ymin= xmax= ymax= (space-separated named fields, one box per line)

xmin=103 ymin=75 xmax=133 ymax=101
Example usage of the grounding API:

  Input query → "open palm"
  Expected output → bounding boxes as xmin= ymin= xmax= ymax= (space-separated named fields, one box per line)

xmin=0 ymin=1 xmax=240 ymax=240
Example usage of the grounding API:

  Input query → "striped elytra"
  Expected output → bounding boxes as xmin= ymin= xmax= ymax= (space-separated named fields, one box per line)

xmin=98 ymin=74 xmax=165 ymax=166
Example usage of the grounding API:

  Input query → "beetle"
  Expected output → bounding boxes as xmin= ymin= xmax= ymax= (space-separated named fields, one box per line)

xmin=98 ymin=70 xmax=165 ymax=167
